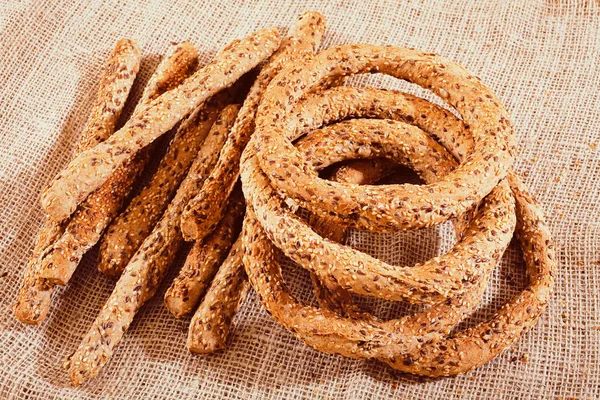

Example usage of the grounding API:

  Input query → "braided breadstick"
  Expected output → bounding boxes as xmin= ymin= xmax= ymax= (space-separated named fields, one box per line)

xmin=41 ymin=28 xmax=281 ymax=221
xmin=165 ymin=187 xmax=244 ymax=318
xmin=179 ymin=11 xmax=326 ymax=242
xmin=12 ymin=38 xmax=141 ymax=325
xmin=187 ymin=237 xmax=248 ymax=354
xmin=36 ymin=42 xmax=199 ymax=286
xmin=64 ymin=104 xmax=240 ymax=386
xmin=97 ymin=94 xmax=229 ymax=278
xmin=254 ymin=44 xmax=514 ymax=232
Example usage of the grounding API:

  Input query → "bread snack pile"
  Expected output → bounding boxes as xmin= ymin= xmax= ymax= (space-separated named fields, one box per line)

xmin=12 ymin=10 xmax=555 ymax=385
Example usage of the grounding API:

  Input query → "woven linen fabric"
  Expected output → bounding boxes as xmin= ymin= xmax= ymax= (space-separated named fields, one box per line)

xmin=1 ymin=0 xmax=599 ymax=398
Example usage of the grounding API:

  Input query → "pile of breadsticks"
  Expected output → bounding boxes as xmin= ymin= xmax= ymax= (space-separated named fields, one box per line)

xmin=13 ymin=10 xmax=555 ymax=384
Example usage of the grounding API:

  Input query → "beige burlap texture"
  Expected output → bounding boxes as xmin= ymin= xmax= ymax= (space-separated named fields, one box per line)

xmin=0 ymin=0 xmax=598 ymax=398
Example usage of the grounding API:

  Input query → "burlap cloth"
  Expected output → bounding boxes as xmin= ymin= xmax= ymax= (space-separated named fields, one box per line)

xmin=1 ymin=0 xmax=599 ymax=398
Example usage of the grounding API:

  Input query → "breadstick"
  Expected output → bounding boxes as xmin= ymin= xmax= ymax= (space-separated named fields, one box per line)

xmin=72 ymin=39 xmax=142 ymax=152
xmin=12 ymin=38 xmax=141 ymax=324
xmin=41 ymin=28 xmax=281 ymax=221
xmin=98 ymin=71 xmax=255 ymax=278
xmin=12 ymin=220 xmax=65 ymax=325
xmin=165 ymin=187 xmax=244 ymax=318
xmin=180 ymin=11 xmax=325 ymax=242
xmin=98 ymin=96 xmax=226 ymax=278
xmin=253 ymin=44 xmax=514 ymax=232
xmin=187 ymin=237 xmax=248 ymax=354
xmin=65 ymin=104 xmax=240 ymax=386
xmin=36 ymin=42 xmax=199 ymax=286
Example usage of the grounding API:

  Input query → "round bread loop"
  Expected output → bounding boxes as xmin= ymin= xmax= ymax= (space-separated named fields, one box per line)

xmin=241 ymin=82 xmax=554 ymax=375
xmin=241 ymin=118 xmax=503 ymax=359
xmin=254 ymin=44 xmax=514 ymax=231
xmin=241 ymin=88 xmax=516 ymax=304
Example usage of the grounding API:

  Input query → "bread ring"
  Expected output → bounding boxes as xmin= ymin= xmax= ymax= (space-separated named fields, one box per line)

xmin=241 ymin=82 xmax=554 ymax=375
xmin=241 ymin=113 xmax=511 ymax=357
xmin=243 ymin=171 xmax=553 ymax=376
xmin=40 ymin=28 xmax=281 ymax=221
xmin=254 ymin=44 xmax=514 ymax=231
xmin=242 ymin=113 xmax=515 ymax=304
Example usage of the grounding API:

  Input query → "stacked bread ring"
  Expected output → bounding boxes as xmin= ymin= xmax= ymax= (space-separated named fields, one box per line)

xmin=240 ymin=44 xmax=556 ymax=376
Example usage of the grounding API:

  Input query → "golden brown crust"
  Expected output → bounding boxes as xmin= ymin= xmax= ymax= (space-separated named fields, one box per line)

xmin=12 ymin=220 xmax=63 ymax=325
xmin=240 ymin=75 xmax=553 ymax=376
xmin=40 ymin=28 xmax=281 ymax=221
xmin=97 ymin=62 xmax=252 ymax=278
xmin=382 ymin=171 xmax=555 ymax=376
xmin=165 ymin=188 xmax=245 ymax=318
xmin=179 ymin=11 xmax=326 ymax=242
xmin=73 ymin=39 xmax=142 ymax=153
xmin=12 ymin=38 xmax=141 ymax=325
xmin=64 ymin=104 xmax=240 ymax=386
xmin=240 ymin=112 xmax=510 ymax=359
xmin=307 ymin=159 xmax=392 ymax=317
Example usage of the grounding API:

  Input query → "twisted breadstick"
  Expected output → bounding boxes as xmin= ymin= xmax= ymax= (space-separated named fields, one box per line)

xmin=179 ymin=11 xmax=326 ymax=242
xmin=187 ymin=237 xmax=248 ymax=354
xmin=64 ymin=104 xmax=240 ymax=385
xmin=165 ymin=187 xmax=244 ymax=318
xmin=37 ymin=42 xmax=199 ymax=286
xmin=254 ymin=44 xmax=514 ymax=232
xmin=12 ymin=38 xmax=141 ymax=325
xmin=41 ymin=28 xmax=281 ymax=221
